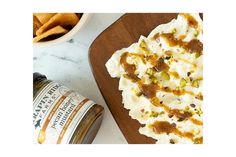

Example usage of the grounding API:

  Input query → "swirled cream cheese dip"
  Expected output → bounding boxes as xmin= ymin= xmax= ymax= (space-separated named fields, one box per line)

xmin=105 ymin=13 xmax=203 ymax=144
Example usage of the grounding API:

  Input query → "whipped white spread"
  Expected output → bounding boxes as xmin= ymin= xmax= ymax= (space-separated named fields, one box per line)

xmin=105 ymin=13 xmax=203 ymax=144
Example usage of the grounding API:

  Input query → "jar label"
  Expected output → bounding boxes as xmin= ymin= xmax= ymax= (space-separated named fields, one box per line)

xmin=33 ymin=82 xmax=95 ymax=144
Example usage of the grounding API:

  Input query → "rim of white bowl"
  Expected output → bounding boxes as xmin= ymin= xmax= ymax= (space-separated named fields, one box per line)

xmin=33 ymin=13 xmax=92 ymax=47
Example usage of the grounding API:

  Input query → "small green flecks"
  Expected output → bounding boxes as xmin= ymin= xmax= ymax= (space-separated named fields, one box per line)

xmin=136 ymin=91 xmax=142 ymax=97
xmin=148 ymin=124 xmax=152 ymax=128
xmin=139 ymin=40 xmax=149 ymax=55
xmin=161 ymin=71 xmax=170 ymax=80
xmin=180 ymin=78 xmax=187 ymax=88
xmin=194 ymin=30 xmax=199 ymax=37
xmin=192 ymin=79 xmax=199 ymax=88
xmin=141 ymin=57 xmax=146 ymax=64
xmin=171 ymin=28 xmax=177 ymax=34
xmin=194 ymin=140 xmax=200 ymax=144
xmin=146 ymin=68 xmax=156 ymax=76
xmin=140 ymin=39 xmax=147 ymax=49
xmin=150 ymin=111 xmax=159 ymax=117
xmin=160 ymin=111 xmax=165 ymax=115
xmin=185 ymin=106 xmax=190 ymax=110
xmin=150 ymin=76 xmax=158 ymax=84
xmin=195 ymin=52 xmax=201 ymax=58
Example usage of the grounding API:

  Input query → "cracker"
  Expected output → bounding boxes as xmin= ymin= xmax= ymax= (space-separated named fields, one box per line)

xmin=33 ymin=13 xmax=56 ymax=24
xmin=36 ymin=13 xmax=79 ymax=36
xmin=33 ymin=25 xmax=68 ymax=43
xmin=33 ymin=15 xmax=42 ymax=36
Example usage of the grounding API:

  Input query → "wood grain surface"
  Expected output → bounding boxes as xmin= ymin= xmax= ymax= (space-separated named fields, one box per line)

xmin=89 ymin=13 xmax=186 ymax=144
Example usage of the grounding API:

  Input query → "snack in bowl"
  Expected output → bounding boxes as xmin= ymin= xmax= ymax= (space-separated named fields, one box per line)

xmin=105 ymin=13 xmax=203 ymax=144
xmin=33 ymin=13 xmax=82 ymax=43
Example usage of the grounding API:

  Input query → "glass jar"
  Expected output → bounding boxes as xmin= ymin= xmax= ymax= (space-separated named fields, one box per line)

xmin=33 ymin=72 xmax=104 ymax=144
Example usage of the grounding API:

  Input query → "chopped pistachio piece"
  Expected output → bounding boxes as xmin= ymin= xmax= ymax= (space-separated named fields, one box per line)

xmin=194 ymin=30 xmax=199 ymax=37
xmin=140 ymin=39 xmax=147 ymax=49
xmin=195 ymin=52 xmax=201 ymax=58
xmin=171 ymin=28 xmax=176 ymax=34
xmin=139 ymin=40 xmax=150 ymax=55
xmin=185 ymin=106 xmax=190 ymax=110
xmin=192 ymin=79 xmax=199 ymax=88
xmin=136 ymin=91 xmax=142 ymax=97
xmin=150 ymin=111 xmax=159 ymax=117
xmin=160 ymin=111 xmax=165 ymax=115
xmin=150 ymin=76 xmax=158 ymax=84
xmin=180 ymin=78 xmax=187 ymax=88
xmin=194 ymin=139 xmax=200 ymax=144
xmin=148 ymin=124 xmax=152 ymax=128
xmin=146 ymin=68 xmax=156 ymax=76
xmin=141 ymin=57 xmax=146 ymax=64
xmin=161 ymin=71 xmax=170 ymax=80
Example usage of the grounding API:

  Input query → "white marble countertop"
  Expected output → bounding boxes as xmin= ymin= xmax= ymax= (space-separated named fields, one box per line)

xmin=33 ymin=13 xmax=127 ymax=144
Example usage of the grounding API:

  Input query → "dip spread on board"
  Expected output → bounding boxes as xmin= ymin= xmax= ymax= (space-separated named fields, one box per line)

xmin=106 ymin=13 xmax=203 ymax=144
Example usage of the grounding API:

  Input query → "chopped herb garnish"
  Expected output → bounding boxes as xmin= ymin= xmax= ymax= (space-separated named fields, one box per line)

xmin=185 ymin=106 xmax=190 ymax=110
xmin=160 ymin=111 xmax=165 ymax=115
xmin=180 ymin=78 xmax=187 ymax=88
xmin=136 ymin=91 xmax=142 ymax=97
xmin=192 ymin=79 xmax=199 ymax=88
xmin=171 ymin=28 xmax=177 ymax=34
xmin=150 ymin=76 xmax=158 ymax=84
xmin=195 ymin=52 xmax=201 ymax=58
xmin=146 ymin=68 xmax=156 ymax=76
xmin=194 ymin=30 xmax=199 ymax=37
xmin=150 ymin=111 xmax=159 ymax=117
xmin=161 ymin=71 xmax=170 ymax=80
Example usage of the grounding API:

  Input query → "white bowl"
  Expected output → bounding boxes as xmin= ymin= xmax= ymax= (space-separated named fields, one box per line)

xmin=33 ymin=13 xmax=92 ymax=46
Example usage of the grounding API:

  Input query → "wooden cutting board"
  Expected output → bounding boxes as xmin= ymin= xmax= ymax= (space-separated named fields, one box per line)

xmin=89 ymin=13 xmax=180 ymax=144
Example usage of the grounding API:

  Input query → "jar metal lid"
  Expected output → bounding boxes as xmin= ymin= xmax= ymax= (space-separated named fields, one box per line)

xmin=33 ymin=72 xmax=47 ymax=83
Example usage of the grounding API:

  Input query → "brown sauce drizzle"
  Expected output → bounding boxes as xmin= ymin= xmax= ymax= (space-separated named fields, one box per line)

xmin=129 ymin=53 xmax=145 ymax=59
xmin=139 ymin=83 xmax=197 ymax=100
xmin=152 ymin=121 xmax=194 ymax=140
xmin=152 ymin=121 xmax=176 ymax=134
xmin=150 ymin=97 xmax=198 ymax=123
xmin=179 ymin=34 xmax=186 ymax=40
xmin=185 ymin=39 xmax=203 ymax=54
xmin=119 ymin=48 xmax=203 ymax=142
xmin=152 ymin=121 xmax=203 ymax=143
xmin=146 ymin=54 xmax=158 ymax=66
xmin=120 ymin=52 xmax=141 ymax=82
xmin=169 ymin=109 xmax=192 ymax=121
xmin=177 ymin=58 xmax=197 ymax=68
xmin=160 ymin=86 xmax=196 ymax=97
xmin=190 ymin=118 xmax=203 ymax=125
xmin=140 ymin=83 xmax=159 ymax=99
xmin=169 ymin=71 xmax=180 ymax=79
xmin=155 ymin=58 xmax=169 ymax=72
xmin=195 ymin=93 xmax=203 ymax=100
xmin=137 ymin=83 xmax=202 ymax=123
xmin=123 ymin=74 xmax=140 ymax=82
xmin=179 ymin=13 xmax=198 ymax=28
xmin=154 ymin=33 xmax=203 ymax=55
xmin=194 ymin=137 xmax=203 ymax=144
xmin=120 ymin=52 xmax=136 ymax=75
